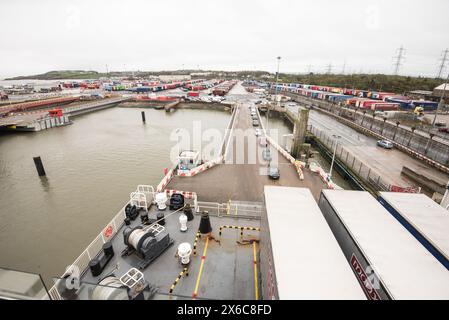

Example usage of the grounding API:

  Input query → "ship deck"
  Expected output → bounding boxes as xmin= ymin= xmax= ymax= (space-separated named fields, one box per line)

xmin=75 ymin=204 xmax=262 ymax=300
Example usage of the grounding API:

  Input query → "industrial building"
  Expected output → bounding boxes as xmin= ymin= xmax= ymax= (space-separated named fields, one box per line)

xmin=433 ymin=83 xmax=449 ymax=102
xmin=158 ymin=75 xmax=191 ymax=82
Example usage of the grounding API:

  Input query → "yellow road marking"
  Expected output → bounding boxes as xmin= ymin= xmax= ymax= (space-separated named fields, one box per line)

xmin=193 ymin=236 xmax=210 ymax=298
xmin=253 ymin=241 xmax=259 ymax=300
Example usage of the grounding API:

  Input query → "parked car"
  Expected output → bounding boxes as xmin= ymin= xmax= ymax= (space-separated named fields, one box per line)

xmin=252 ymin=119 xmax=259 ymax=127
xmin=254 ymin=129 xmax=262 ymax=136
xmin=268 ymin=165 xmax=280 ymax=180
xmin=262 ymin=148 xmax=272 ymax=161
xmin=377 ymin=139 xmax=394 ymax=149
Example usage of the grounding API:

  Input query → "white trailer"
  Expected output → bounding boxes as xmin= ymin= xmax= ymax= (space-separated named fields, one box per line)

xmin=261 ymin=186 xmax=366 ymax=300
xmin=379 ymin=192 xmax=449 ymax=271
xmin=319 ymin=190 xmax=449 ymax=300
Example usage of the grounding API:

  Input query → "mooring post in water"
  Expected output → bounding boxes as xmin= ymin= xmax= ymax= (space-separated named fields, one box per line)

xmin=141 ymin=111 xmax=146 ymax=123
xmin=33 ymin=156 xmax=46 ymax=176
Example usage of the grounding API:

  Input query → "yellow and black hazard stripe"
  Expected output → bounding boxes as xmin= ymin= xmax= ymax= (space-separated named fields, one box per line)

xmin=193 ymin=230 xmax=201 ymax=257
xmin=169 ymin=267 xmax=189 ymax=295
xmin=219 ymin=225 xmax=261 ymax=239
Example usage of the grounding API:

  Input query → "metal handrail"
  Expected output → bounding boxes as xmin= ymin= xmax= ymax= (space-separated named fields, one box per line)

xmin=197 ymin=201 xmax=263 ymax=219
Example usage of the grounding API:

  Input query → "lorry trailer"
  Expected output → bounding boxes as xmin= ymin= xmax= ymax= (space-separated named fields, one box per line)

xmin=261 ymin=186 xmax=366 ymax=300
xmin=378 ymin=192 xmax=449 ymax=270
xmin=318 ymin=190 xmax=449 ymax=300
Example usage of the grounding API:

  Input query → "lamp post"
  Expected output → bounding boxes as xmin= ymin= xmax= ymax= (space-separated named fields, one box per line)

xmin=268 ymin=56 xmax=281 ymax=132
xmin=381 ymin=117 xmax=387 ymax=135
xmin=370 ymin=114 xmax=376 ymax=130
xmin=393 ymin=121 xmax=401 ymax=140
xmin=274 ymin=56 xmax=281 ymax=106
xmin=328 ymin=134 xmax=341 ymax=181
xmin=361 ymin=111 xmax=367 ymax=126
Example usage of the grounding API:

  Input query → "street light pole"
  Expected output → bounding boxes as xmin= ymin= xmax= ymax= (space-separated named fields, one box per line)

xmin=268 ymin=56 xmax=281 ymax=132
xmin=328 ymin=135 xmax=341 ymax=181
xmin=275 ymin=56 xmax=281 ymax=105
xmin=433 ymin=72 xmax=449 ymax=126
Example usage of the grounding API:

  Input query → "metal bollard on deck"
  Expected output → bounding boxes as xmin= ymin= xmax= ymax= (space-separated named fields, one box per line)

xmin=141 ymin=111 xmax=146 ymax=123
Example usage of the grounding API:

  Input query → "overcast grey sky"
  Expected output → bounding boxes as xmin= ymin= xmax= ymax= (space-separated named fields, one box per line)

xmin=1 ymin=0 xmax=448 ymax=78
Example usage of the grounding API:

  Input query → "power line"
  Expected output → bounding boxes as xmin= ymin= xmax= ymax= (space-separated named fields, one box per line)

xmin=393 ymin=46 xmax=406 ymax=75
xmin=437 ymin=48 xmax=449 ymax=79
xmin=326 ymin=63 xmax=333 ymax=74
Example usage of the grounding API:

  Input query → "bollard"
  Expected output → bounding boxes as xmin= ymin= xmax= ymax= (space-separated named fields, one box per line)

xmin=33 ymin=156 xmax=46 ymax=176
xmin=141 ymin=111 xmax=146 ymax=123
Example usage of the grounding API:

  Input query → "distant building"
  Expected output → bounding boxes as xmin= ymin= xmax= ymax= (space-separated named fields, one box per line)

xmin=159 ymin=75 xmax=191 ymax=82
xmin=190 ymin=72 xmax=212 ymax=77
xmin=407 ymin=90 xmax=434 ymax=101
xmin=433 ymin=83 xmax=449 ymax=102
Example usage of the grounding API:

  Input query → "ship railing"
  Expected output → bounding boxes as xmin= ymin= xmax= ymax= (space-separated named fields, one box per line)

xmin=130 ymin=185 xmax=155 ymax=212
xmin=48 ymin=185 xmax=156 ymax=300
xmin=197 ymin=201 xmax=263 ymax=220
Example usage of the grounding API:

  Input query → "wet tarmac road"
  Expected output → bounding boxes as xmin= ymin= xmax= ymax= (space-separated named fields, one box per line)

xmin=308 ymin=110 xmax=449 ymax=188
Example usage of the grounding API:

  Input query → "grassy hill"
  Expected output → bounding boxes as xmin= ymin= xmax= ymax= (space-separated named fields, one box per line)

xmin=5 ymin=70 xmax=105 ymax=80
xmin=277 ymin=73 xmax=441 ymax=94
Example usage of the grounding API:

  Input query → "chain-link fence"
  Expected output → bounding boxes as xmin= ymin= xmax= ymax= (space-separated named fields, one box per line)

xmin=355 ymin=115 xmax=449 ymax=165
xmin=309 ymin=125 xmax=391 ymax=191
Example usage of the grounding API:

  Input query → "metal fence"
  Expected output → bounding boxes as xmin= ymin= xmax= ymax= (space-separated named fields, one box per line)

xmin=197 ymin=201 xmax=263 ymax=219
xmin=309 ymin=125 xmax=391 ymax=191
xmin=354 ymin=114 xmax=449 ymax=165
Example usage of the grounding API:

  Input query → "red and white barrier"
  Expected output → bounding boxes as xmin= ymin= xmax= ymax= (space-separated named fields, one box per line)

xmin=309 ymin=162 xmax=342 ymax=190
xmin=156 ymin=167 xmax=175 ymax=192
xmin=177 ymin=156 xmax=224 ymax=177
